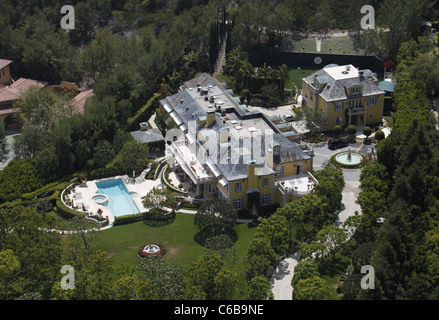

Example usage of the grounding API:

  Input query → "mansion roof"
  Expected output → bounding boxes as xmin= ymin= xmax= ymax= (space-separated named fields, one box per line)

xmin=160 ymin=73 xmax=311 ymax=181
xmin=302 ymin=64 xmax=385 ymax=102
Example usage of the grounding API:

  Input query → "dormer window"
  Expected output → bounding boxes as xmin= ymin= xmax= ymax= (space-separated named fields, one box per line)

xmin=351 ymin=86 xmax=361 ymax=95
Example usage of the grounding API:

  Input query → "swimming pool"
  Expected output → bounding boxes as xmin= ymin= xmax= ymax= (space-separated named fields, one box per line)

xmin=95 ymin=179 xmax=140 ymax=217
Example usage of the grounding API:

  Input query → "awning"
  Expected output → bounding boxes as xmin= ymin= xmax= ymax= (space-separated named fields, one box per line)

xmin=187 ymin=133 xmax=196 ymax=145
xmin=219 ymin=178 xmax=228 ymax=187
xmin=207 ymin=160 xmax=221 ymax=178
xmin=163 ymin=103 xmax=173 ymax=113
xmin=170 ymin=111 xmax=183 ymax=126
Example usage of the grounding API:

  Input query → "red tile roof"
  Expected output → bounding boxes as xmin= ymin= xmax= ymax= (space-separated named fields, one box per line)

xmin=70 ymin=89 xmax=93 ymax=114
xmin=0 ymin=78 xmax=47 ymax=112
xmin=0 ymin=59 xmax=13 ymax=70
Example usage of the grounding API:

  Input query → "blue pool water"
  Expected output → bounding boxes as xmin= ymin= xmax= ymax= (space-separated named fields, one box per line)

xmin=95 ymin=179 xmax=140 ymax=217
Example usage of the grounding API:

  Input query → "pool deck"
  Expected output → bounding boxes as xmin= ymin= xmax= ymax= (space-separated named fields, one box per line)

xmin=66 ymin=169 xmax=162 ymax=225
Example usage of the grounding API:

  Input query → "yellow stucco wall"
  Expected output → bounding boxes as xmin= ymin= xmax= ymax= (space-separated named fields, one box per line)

xmin=303 ymin=78 xmax=385 ymax=130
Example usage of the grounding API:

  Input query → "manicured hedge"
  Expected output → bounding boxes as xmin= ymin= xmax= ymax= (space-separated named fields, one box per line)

xmin=88 ymin=166 xmax=126 ymax=180
xmin=56 ymin=199 xmax=85 ymax=220
xmin=126 ymin=93 xmax=161 ymax=131
xmin=113 ymin=209 xmax=175 ymax=226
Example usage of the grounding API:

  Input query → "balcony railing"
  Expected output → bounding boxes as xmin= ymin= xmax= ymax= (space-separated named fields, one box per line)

xmin=169 ymin=142 xmax=215 ymax=185
xmin=348 ymin=106 xmax=366 ymax=115
xmin=276 ymin=171 xmax=318 ymax=197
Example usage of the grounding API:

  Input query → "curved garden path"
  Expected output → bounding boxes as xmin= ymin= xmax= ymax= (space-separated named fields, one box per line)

xmin=270 ymin=169 xmax=362 ymax=300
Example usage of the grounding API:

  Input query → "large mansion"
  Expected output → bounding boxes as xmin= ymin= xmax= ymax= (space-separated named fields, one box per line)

xmin=160 ymin=73 xmax=318 ymax=212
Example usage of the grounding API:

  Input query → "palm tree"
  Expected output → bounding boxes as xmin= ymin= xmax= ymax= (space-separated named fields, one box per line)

xmin=257 ymin=63 xmax=272 ymax=84
xmin=277 ymin=64 xmax=290 ymax=91
xmin=237 ymin=61 xmax=255 ymax=89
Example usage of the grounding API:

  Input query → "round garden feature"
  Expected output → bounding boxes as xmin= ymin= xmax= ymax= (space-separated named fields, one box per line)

xmin=331 ymin=150 xmax=365 ymax=168
xmin=138 ymin=243 xmax=167 ymax=258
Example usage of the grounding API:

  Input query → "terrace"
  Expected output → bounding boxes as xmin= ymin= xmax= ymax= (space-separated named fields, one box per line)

xmin=169 ymin=140 xmax=216 ymax=186
xmin=277 ymin=171 xmax=319 ymax=202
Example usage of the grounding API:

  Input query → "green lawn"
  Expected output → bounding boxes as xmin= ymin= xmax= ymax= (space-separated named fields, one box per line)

xmin=289 ymin=36 xmax=366 ymax=55
xmin=89 ymin=213 xmax=203 ymax=267
xmin=89 ymin=213 xmax=257 ymax=269
xmin=286 ymin=68 xmax=315 ymax=89
xmin=87 ymin=213 xmax=257 ymax=299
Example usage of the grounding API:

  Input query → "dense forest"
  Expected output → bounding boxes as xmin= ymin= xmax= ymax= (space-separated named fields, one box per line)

xmin=0 ymin=0 xmax=439 ymax=301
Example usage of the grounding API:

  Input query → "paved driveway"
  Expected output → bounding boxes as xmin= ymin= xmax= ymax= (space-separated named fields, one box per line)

xmin=270 ymin=142 xmax=369 ymax=300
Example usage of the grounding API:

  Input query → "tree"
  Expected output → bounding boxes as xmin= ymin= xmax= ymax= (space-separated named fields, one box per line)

xmin=35 ymin=147 xmax=59 ymax=181
xmin=186 ymin=251 xmax=238 ymax=300
xmin=347 ymin=125 xmax=357 ymax=136
xmin=0 ymin=250 xmax=20 ymax=299
xmin=291 ymin=260 xmax=320 ymax=287
xmin=14 ymin=86 xmax=68 ymax=130
xmin=142 ymin=186 xmax=176 ymax=211
xmin=254 ymin=213 xmax=289 ymax=255
xmin=294 ymin=276 xmax=334 ymax=300
xmin=138 ymin=256 xmax=185 ymax=300
xmin=204 ymin=234 xmax=237 ymax=266
xmin=316 ymin=225 xmax=348 ymax=262
xmin=295 ymin=104 xmax=328 ymax=138
xmin=363 ymin=126 xmax=372 ymax=141
xmin=92 ymin=140 xmax=116 ymax=169
xmin=276 ymin=201 xmax=305 ymax=250
xmin=300 ymin=193 xmax=330 ymax=233
xmin=374 ymin=130 xmax=385 ymax=141
xmin=244 ymin=236 xmax=277 ymax=280
xmin=80 ymin=28 xmax=121 ymax=80
xmin=114 ymin=139 xmax=149 ymax=172
xmin=410 ymin=53 xmax=439 ymax=95
xmin=0 ymin=158 xmax=43 ymax=203
xmin=67 ymin=215 xmax=100 ymax=250
xmin=299 ymin=241 xmax=326 ymax=262
xmin=333 ymin=125 xmax=342 ymax=137
xmin=0 ymin=121 xmax=8 ymax=162
xmin=194 ymin=198 xmax=237 ymax=236
xmin=0 ymin=206 xmax=62 ymax=299
xmin=247 ymin=275 xmax=274 ymax=300
xmin=313 ymin=166 xmax=345 ymax=216
xmin=13 ymin=124 xmax=47 ymax=159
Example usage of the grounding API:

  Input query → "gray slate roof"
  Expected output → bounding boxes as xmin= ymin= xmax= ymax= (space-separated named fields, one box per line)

xmin=303 ymin=67 xmax=384 ymax=102
xmin=130 ymin=128 xmax=165 ymax=144
xmin=160 ymin=73 xmax=311 ymax=181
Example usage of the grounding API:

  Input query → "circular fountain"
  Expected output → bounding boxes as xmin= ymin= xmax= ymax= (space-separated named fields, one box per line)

xmin=143 ymin=244 xmax=160 ymax=254
xmin=332 ymin=150 xmax=364 ymax=168
xmin=138 ymin=243 xmax=167 ymax=258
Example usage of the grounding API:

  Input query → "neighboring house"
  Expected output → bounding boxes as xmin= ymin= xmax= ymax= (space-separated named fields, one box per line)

xmin=160 ymin=73 xmax=318 ymax=213
xmin=0 ymin=77 xmax=47 ymax=130
xmin=0 ymin=58 xmax=94 ymax=129
xmin=69 ymin=88 xmax=94 ymax=115
xmin=302 ymin=64 xmax=385 ymax=130
xmin=0 ymin=59 xmax=13 ymax=86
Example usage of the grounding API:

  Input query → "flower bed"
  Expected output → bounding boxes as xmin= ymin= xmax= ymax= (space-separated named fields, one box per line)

xmin=138 ymin=243 xmax=167 ymax=258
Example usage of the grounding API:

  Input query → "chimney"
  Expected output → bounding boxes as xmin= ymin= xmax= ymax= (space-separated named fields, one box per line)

xmin=247 ymin=160 xmax=257 ymax=189
xmin=206 ymin=110 xmax=215 ymax=127
xmin=219 ymin=127 xmax=229 ymax=144
xmin=265 ymin=148 xmax=273 ymax=169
